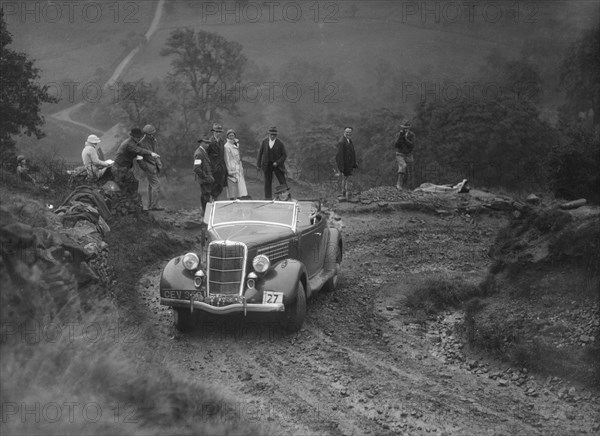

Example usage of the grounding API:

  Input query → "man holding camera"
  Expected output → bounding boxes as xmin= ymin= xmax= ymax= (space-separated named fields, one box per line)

xmin=394 ymin=121 xmax=415 ymax=190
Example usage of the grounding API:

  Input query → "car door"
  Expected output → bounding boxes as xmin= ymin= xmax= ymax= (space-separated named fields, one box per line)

xmin=298 ymin=214 xmax=327 ymax=278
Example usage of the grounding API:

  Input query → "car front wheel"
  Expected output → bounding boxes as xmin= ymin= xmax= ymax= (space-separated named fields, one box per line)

xmin=174 ymin=308 xmax=194 ymax=332
xmin=282 ymin=282 xmax=306 ymax=332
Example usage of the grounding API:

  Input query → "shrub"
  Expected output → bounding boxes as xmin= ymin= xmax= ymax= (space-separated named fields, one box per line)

xmin=405 ymin=274 xmax=483 ymax=315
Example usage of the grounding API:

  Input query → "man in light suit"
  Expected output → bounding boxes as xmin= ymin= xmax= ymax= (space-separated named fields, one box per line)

xmin=257 ymin=126 xmax=288 ymax=199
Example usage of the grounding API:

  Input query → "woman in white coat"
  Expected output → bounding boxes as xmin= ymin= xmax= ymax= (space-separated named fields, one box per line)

xmin=224 ymin=129 xmax=248 ymax=199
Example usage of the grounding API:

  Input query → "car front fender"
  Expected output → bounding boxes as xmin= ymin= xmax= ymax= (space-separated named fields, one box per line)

xmin=160 ymin=256 xmax=196 ymax=291
xmin=255 ymin=259 xmax=307 ymax=307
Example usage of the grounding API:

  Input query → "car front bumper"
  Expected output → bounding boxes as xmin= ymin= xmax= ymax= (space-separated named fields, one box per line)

xmin=161 ymin=298 xmax=285 ymax=314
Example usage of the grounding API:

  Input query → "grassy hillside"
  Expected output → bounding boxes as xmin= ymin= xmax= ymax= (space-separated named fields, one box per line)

xmin=5 ymin=0 xmax=157 ymax=91
xmin=128 ymin=0 xmax=597 ymax=86
xmin=7 ymin=0 xmax=598 ymax=161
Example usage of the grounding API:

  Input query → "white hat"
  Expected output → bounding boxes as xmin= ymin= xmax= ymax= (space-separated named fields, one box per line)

xmin=87 ymin=134 xmax=101 ymax=144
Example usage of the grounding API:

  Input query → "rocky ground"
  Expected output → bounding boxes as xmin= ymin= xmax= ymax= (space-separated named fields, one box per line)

xmin=131 ymin=186 xmax=599 ymax=435
xmin=2 ymin=177 xmax=598 ymax=435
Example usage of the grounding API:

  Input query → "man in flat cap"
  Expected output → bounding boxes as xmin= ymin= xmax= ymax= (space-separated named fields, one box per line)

xmin=138 ymin=124 xmax=164 ymax=210
xmin=207 ymin=123 xmax=228 ymax=200
xmin=394 ymin=120 xmax=415 ymax=190
xmin=113 ymin=128 xmax=160 ymax=195
xmin=193 ymin=137 xmax=215 ymax=215
xmin=257 ymin=126 xmax=288 ymax=199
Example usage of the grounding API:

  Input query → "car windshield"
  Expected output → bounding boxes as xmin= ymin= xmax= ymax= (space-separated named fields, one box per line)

xmin=211 ymin=201 xmax=296 ymax=228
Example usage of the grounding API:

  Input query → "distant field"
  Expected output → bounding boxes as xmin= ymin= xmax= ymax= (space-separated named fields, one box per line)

xmin=4 ymin=0 xmax=158 ymax=100
xmin=6 ymin=0 xmax=598 ymax=160
xmin=127 ymin=0 xmax=597 ymax=87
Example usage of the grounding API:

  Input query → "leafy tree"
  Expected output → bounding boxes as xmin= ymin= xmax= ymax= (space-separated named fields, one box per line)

xmin=546 ymin=126 xmax=599 ymax=203
xmin=547 ymin=25 xmax=600 ymax=203
xmin=160 ymin=28 xmax=247 ymax=121
xmin=0 ymin=10 xmax=58 ymax=160
xmin=113 ymin=79 xmax=173 ymax=129
xmin=414 ymin=97 xmax=554 ymax=189
xmin=479 ymin=50 xmax=543 ymax=105
xmin=349 ymin=108 xmax=406 ymax=186
xmin=502 ymin=60 xmax=543 ymax=103
xmin=559 ymin=25 xmax=600 ymax=127
xmin=293 ymin=123 xmax=339 ymax=182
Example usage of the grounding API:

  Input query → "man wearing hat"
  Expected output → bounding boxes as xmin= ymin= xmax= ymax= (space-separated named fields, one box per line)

xmin=394 ymin=120 xmax=415 ymax=190
xmin=81 ymin=134 xmax=113 ymax=181
xmin=207 ymin=123 xmax=228 ymax=200
xmin=273 ymin=184 xmax=292 ymax=201
xmin=114 ymin=128 xmax=160 ymax=195
xmin=335 ymin=126 xmax=358 ymax=201
xmin=138 ymin=124 xmax=164 ymax=210
xmin=257 ymin=126 xmax=288 ymax=199
xmin=193 ymin=137 xmax=215 ymax=214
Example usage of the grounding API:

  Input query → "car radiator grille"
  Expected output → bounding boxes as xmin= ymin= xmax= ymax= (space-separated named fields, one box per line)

xmin=207 ymin=241 xmax=247 ymax=295
xmin=257 ymin=241 xmax=289 ymax=263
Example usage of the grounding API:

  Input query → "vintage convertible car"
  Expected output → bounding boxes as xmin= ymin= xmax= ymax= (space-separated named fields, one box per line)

xmin=159 ymin=200 xmax=343 ymax=332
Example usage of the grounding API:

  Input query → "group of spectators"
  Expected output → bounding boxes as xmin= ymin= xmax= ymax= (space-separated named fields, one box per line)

xmin=78 ymin=123 xmax=294 ymax=214
xmin=81 ymin=125 xmax=163 ymax=210
xmin=15 ymin=120 xmax=417 ymax=209
xmin=194 ymin=124 xmax=292 ymax=212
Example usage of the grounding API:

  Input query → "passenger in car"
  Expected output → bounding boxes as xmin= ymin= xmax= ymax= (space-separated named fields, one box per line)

xmin=273 ymin=184 xmax=292 ymax=201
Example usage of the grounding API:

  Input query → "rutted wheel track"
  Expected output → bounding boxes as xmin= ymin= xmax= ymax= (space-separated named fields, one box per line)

xmin=137 ymin=209 xmax=600 ymax=435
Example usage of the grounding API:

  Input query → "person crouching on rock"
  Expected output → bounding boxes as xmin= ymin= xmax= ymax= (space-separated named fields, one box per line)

xmin=16 ymin=155 xmax=36 ymax=184
xmin=81 ymin=134 xmax=113 ymax=181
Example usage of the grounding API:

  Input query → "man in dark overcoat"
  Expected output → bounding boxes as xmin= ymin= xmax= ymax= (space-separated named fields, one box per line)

xmin=206 ymin=123 xmax=227 ymax=200
xmin=113 ymin=128 xmax=160 ymax=194
xmin=257 ymin=126 xmax=287 ymax=199
xmin=193 ymin=137 xmax=214 ymax=215
xmin=335 ymin=126 xmax=358 ymax=200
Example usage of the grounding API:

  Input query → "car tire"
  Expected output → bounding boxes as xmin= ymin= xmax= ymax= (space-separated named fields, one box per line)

xmin=323 ymin=244 xmax=342 ymax=292
xmin=174 ymin=308 xmax=194 ymax=332
xmin=282 ymin=281 xmax=306 ymax=332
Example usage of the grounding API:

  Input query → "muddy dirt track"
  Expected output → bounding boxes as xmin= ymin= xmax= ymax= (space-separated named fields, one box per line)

xmin=136 ymin=206 xmax=599 ymax=435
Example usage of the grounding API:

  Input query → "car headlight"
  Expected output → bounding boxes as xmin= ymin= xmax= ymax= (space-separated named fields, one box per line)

xmin=182 ymin=253 xmax=200 ymax=271
xmin=252 ymin=255 xmax=270 ymax=273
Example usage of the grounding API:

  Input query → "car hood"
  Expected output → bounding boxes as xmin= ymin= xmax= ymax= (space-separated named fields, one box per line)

xmin=209 ymin=223 xmax=294 ymax=245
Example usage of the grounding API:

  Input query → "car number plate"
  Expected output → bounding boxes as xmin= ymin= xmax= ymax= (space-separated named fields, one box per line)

xmin=263 ymin=291 xmax=283 ymax=304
